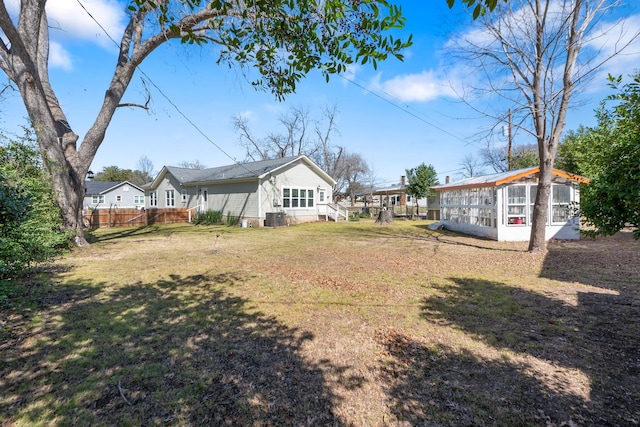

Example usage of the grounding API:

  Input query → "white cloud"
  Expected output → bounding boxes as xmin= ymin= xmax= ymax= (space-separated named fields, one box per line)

xmin=49 ymin=41 xmax=73 ymax=71
xmin=3 ymin=0 xmax=126 ymax=70
xmin=46 ymin=0 xmax=126 ymax=49
xmin=370 ymin=70 xmax=457 ymax=103
xmin=238 ymin=110 xmax=254 ymax=120
xmin=583 ymin=13 xmax=640 ymax=80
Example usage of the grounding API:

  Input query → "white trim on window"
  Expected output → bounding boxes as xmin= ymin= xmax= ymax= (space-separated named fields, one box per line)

xmin=551 ymin=184 xmax=572 ymax=224
xmin=282 ymin=187 xmax=315 ymax=209
xmin=166 ymin=190 xmax=175 ymax=207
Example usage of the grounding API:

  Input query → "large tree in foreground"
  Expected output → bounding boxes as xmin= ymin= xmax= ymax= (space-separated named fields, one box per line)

xmin=0 ymin=1 xmax=409 ymax=246
xmin=450 ymin=0 xmax=637 ymax=252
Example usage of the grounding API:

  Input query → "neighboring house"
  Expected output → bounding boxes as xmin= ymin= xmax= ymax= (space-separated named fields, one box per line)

xmin=84 ymin=180 xmax=146 ymax=210
xmin=144 ymin=156 xmax=337 ymax=226
xmin=367 ymin=176 xmax=440 ymax=219
xmin=433 ymin=167 xmax=590 ymax=241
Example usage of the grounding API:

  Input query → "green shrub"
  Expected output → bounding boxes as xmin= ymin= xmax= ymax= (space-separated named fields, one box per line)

xmin=226 ymin=211 xmax=241 ymax=227
xmin=194 ymin=210 xmax=223 ymax=225
xmin=0 ymin=127 xmax=69 ymax=288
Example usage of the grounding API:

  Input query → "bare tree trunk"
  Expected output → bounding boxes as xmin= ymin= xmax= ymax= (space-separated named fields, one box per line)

xmin=528 ymin=164 xmax=552 ymax=252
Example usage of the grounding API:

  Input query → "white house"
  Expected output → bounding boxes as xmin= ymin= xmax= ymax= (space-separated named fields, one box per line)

xmin=433 ymin=167 xmax=590 ymax=241
xmin=144 ymin=155 xmax=340 ymax=226
xmin=84 ymin=181 xmax=145 ymax=210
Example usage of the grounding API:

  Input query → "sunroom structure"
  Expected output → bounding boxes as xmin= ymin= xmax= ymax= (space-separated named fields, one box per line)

xmin=433 ymin=167 xmax=590 ymax=241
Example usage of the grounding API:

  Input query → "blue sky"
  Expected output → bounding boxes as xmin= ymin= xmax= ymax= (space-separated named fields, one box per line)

xmin=2 ymin=0 xmax=640 ymax=186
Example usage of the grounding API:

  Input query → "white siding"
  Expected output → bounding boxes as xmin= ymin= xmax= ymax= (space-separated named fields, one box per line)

xmin=84 ymin=184 xmax=145 ymax=210
xmin=267 ymin=159 xmax=334 ymax=224
xmin=204 ymin=181 xmax=260 ymax=217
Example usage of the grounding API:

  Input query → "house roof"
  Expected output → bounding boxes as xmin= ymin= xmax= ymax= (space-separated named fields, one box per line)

xmin=370 ymin=183 xmax=406 ymax=196
xmin=148 ymin=155 xmax=335 ymax=189
xmin=85 ymin=180 xmax=144 ymax=195
xmin=433 ymin=167 xmax=590 ymax=191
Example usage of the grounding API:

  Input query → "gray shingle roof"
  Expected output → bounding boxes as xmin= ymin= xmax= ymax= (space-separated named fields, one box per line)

xmin=166 ymin=156 xmax=303 ymax=184
xmin=85 ymin=181 xmax=121 ymax=195
xmin=85 ymin=181 xmax=144 ymax=194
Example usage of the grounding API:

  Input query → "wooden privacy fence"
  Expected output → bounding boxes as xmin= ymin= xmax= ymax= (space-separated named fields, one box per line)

xmin=83 ymin=208 xmax=190 ymax=228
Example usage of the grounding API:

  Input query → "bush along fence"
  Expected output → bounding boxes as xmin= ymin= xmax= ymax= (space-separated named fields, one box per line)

xmin=82 ymin=208 xmax=190 ymax=229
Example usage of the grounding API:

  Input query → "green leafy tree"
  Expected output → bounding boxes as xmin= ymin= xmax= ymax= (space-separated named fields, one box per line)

xmin=93 ymin=166 xmax=135 ymax=182
xmin=0 ymin=1 xmax=410 ymax=246
xmin=405 ymin=163 xmax=439 ymax=216
xmin=92 ymin=157 xmax=155 ymax=186
xmin=577 ymin=74 xmax=640 ymax=239
xmin=447 ymin=0 xmax=505 ymax=19
xmin=0 ymin=127 xmax=68 ymax=285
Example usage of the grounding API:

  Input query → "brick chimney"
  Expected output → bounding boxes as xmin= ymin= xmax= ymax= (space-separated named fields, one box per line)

xmin=445 ymin=176 xmax=450 ymax=184
xmin=400 ymin=175 xmax=406 ymax=206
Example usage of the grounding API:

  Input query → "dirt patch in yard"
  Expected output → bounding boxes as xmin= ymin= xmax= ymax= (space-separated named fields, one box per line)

xmin=1 ymin=223 xmax=639 ymax=426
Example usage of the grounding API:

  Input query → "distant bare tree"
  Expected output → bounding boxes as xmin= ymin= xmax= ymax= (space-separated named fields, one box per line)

xmin=342 ymin=153 xmax=369 ymax=205
xmin=130 ymin=156 xmax=156 ymax=186
xmin=480 ymin=143 xmax=539 ymax=173
xmin=361 ymin=166 xmax=378 ymax=205
xmin=178 ymin=160 xmax=207 ymax=169
xmin=233 ymin=105 xmax=370 ymax=199
xmin=459 ymin=153 xmax=485 ymax=177
xmin=234 ymin=106 xmax=320 ymax=161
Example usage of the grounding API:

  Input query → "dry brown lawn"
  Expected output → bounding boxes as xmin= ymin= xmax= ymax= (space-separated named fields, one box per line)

xmin=1 ymin=220 xmax=639 ymax=426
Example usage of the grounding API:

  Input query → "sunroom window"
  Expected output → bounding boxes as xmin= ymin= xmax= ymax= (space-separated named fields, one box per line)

xmin=552 ymin=185 xmax=571 ymax=223
xmin=507 ymin=185 xmax=527 ymax=225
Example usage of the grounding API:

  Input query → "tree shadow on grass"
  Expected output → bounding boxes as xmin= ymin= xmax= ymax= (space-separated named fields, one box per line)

xmin=1 ymin=271 xmax=352 ymax=426
xmin=376 ymin=329 xmax=586 ymax=426
xmin=405 ymin=276 xmax=640 ymax=425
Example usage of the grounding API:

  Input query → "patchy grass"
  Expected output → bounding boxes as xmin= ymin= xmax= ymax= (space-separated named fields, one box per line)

xmin=1 ymin=220 xmax=639 ymax=426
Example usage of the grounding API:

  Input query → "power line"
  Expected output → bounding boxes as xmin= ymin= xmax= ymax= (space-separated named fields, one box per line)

xmin=77 ymin=0 xmax=481 ymax=178
xmin=336 ymin=72 xmax=485 ymax=150
xmin=75 ymin=0 xmax=249 ymax=173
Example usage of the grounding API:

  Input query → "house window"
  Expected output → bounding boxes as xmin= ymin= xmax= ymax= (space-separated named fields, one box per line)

xmin=282 ymin=187 xmax=315 ymax=209
xmin=181 ymin=190 xmax=187 ymax=203
xmin=166 ymin=190 xmax=175 ymax=207
xmin=149 ymin=192 xmax=157 ymax=207
xmin=116 ymin=195 xmax=122 ymax=202
xmin=308 ymin=189 xmax=314 ymax=207
xmin=506 ymin=185 xmax=527 ymax=225
xmin=319 ymin=190 xmax=325 ymax=203
xmin=134 ymin=195 xmax=145 ymax=205
xmin=551 ymin=184 xmax=571 ymax=223
xmin=92 ymin=195 xmax=105 ymax=204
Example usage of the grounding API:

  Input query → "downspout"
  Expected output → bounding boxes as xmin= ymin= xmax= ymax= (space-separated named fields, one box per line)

xmin=258 ymin=178 xmax=263 ymax=223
